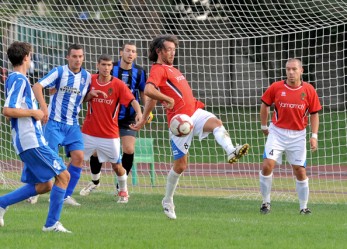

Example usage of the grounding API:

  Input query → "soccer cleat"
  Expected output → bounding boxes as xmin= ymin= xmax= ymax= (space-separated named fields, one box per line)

xmin=80 ymin=182 xmax=100 ymax=196
xmin=162 ymin=199 xmax=176 ymax=219
xmin=228 ymin=143 xmax=250 ymax=164
xmin=64 ymin=196 xmax=81 ymax=206
xmin=42 ymin=221 xmax=72 ymax=233
xmin=27 ymin=195 xmax=40 ymax=204
xmin=300 ymin=208 xmax=312 ymax=215
xmin=260 ymin=202 xmax=271 ymax=214
xmin=117 ymin=191 xmax=129 ymax=204
xmin=0 ymin=206 xmax=7 ymax=227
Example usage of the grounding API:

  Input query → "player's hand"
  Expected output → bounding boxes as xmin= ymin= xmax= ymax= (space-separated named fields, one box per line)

xmin=262 ymin=129 xmax=269 ymax=136
xmin=49 ymin=88 xmax=57 ymax=95
xmin=147 ymin=111 xmax=154 ymax=123
xmin=135 ymin=112 xmax=143 ymax=124
xmin=33 ymin=109 xmax=44 ymax=121
xmin=163 ymin=97 xmax=174 ymax=110
xmin=129 ymin=118 xmax=147 ymax=131
xmin=310 ymin=137 xmax=318 ymax=152
xmin=40 ymin=105 xmax=49 ymax=124
xmin=90 ymin=90 xmax=108 ymax=98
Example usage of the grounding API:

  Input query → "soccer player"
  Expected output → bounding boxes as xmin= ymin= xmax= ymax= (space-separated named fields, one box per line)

xmin=259 ymin=58 xmax=322 ymax=215
xmin=0 ymin=41 xmax=71 ymax=232
xmin=79 ymin=54 xmax=142 ymax=203
xmin=31 ymin=44 xmax=96 ymax=206
xmin=80 ymin=42 xmax=149 ymax=195
xmin=131 ymin=34 xmax=250 ymax=219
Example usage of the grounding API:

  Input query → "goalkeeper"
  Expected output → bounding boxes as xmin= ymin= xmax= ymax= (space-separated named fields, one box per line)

xmin=80 ymin=43 xmax=149 ymax=196
xmin=131 ymin=34 xmax=250 ymax=219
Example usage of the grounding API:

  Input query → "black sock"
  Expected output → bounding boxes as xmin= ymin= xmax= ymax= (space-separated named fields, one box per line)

xmin=90 ymin=155 xmax=102 ymax=185
xmin=122 ymin=153 xmax=134 ymax=175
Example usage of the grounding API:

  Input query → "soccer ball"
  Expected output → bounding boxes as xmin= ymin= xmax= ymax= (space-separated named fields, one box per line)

xmin=169 ymin=114 xmax=193 ymax=137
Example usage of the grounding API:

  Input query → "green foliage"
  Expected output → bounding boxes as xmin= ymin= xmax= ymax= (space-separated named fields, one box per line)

xmin=0 ymin=191 xmax=346 ymax=249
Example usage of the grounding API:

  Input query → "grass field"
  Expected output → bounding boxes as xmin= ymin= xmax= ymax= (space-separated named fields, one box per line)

xmin=0 ymin=190 xmax=346 ymax=249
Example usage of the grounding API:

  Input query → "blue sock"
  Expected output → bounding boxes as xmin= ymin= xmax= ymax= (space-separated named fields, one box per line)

xmin=0 ymin=184 xmax=37 ymax=209
xmin=64 ymin=164 xmax=82 ymax=198
xmin=45 ymin=185 xmax=66 ymax=228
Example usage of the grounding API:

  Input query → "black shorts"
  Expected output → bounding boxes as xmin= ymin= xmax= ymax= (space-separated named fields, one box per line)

xmin=119 ymin=118 xmax=137 ymax=137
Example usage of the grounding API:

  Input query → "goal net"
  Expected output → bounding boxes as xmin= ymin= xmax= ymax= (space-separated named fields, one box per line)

xmin=0 ymin=0 xmax=346 ymax=204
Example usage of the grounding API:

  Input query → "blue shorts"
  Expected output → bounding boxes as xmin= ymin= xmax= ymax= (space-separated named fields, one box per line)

xmin=19 ymin=146 xmax=67 ymax=184
xmin=43 ymin=119 xmax=84 ymax=157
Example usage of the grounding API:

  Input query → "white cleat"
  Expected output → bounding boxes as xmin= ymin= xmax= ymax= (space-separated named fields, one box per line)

xmin=80 ymin=182 xmax=100 ymax=196
xmin=228 ymin=143 xmax=250 ymax=164
xmin=162 ymin=199 xmax=176 ymax=219
xmin=42 ymin=221 xmax=72 ymax=233
xmin=0 ymin=206 xmax=7 ymax=227
xmin=27 ymin=195 xmax=40 ymax=204
xmin=117 ymin=191 xmax=129 ymax=204
xmin=64 ymin=196 xmax=81 ymax=206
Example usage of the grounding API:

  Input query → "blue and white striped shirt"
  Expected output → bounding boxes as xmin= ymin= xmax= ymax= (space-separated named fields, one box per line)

xmin=39 ymin=65 xmax=91 ymax=125
xmin=4 ymin=72 xmax=47 ymax=154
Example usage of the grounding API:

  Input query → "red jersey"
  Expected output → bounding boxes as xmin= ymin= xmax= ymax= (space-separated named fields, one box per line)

xmin=261 ymin=80 xmax=322 ymax=130
xmin=82 ymin=74 xmax=135 ymax=138
xmin=147 ymin=63 xmax=204 ymax=124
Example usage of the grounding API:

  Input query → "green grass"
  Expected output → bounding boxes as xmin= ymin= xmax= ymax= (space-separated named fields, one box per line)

xmin=0 ymin=191 xmax=347 ymax=249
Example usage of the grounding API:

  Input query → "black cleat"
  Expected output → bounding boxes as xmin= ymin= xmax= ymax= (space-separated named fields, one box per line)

xmin=300 ymin=208 xmax=312 ymax=215
xmin=260 ymin=202 xmax=271 ymax=214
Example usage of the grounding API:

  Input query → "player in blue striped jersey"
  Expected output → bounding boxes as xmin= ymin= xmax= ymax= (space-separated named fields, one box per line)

xmin=32 ymin=44 xmax=98 ymax=206
xmin=0 ymin=41 xmax=71 ymax=232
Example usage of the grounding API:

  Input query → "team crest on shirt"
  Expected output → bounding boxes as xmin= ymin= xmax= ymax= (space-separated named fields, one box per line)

xmin=281 ymin=91 xmax=286 ymax=96
xmin=301 ymin=92 xmax=306 ymax=100
xmin=108 ymin=88 xmax=113 ymax=96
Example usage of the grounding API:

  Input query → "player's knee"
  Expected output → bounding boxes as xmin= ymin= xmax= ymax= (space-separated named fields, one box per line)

xmin=262 ymin=160 xmax=275 ymax=176
xmin=57 ymin=170 xmax=70 ymax=186
xmin=36 ymin=181 xmax=53 ymax=194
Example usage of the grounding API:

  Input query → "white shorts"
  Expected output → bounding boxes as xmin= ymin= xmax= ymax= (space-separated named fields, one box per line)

xmin=82 ymin=133 xmax=121 ymax=163
xmin=263 ymin=124 xmax=307 ymax=167
xmin=170 ymin=109 xmax=216 ymax=160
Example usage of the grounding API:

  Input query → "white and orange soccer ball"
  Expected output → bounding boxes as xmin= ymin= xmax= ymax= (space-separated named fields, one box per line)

xmin=169 ymin=114 xmax=193 ymax=137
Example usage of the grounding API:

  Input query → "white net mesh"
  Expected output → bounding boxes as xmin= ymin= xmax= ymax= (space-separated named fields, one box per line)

xmin=0 ymin=0 xmax=346 ymax=203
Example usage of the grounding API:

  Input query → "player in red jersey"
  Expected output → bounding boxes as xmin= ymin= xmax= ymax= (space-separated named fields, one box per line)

xmin=131 ymin=34 xmax=250 ymax=219
xmin=259 ymin=58 xmax=322 ymax=215
xmin=80 ymin=54 xmax=142 ymax=203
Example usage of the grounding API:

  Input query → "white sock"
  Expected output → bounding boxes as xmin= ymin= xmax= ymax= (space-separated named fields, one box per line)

xmin=259 ymin=171 xmax=273 ymax=204
xmin=91 ymin=172 xmax=101 ymax=182
xmin=213 ymin=126 xmax=234 ymax=155
xmin=163 ymin=168 xmax=181 ymax=204
xmin=296 ymin=178 xmax=309 ymax=210
xmin=117 ymin=173 xmax=128 ymax=192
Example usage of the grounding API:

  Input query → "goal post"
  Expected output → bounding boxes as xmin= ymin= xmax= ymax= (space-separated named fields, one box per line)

xmin=0 ymin=0 xmax=346 ymax=204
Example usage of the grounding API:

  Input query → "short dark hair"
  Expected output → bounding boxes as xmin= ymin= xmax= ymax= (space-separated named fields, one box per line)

xmin=7 ymin=41 xmax=32 ymax=67
xmin=67 ymin=44 xmax=84 ymax=55
xmin=98 ymin=54 xmax=113 ymax=63
xmin=148 ymin=34 xmax=179 ymax=62
xmin=121 ymin=42 xmax=136 ymax=51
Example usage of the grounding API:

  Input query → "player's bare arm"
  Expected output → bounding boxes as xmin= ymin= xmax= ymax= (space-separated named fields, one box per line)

xmin=130 ymin=97 xmax=157 ymax=131
xmin=32 ymin=83 xmax=49 ymax=123
xmin=260 ymin=102 xmax=270 ymax=136
xmin=144 ymin=83 xmax=174 ymax=110
xmin=309 ymin=112 xmax=319 ymax=152
xmin=130 ymin=99 xmax=143 ymax=123
xmin=3 ymin=107 xmax=44 ymax=121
